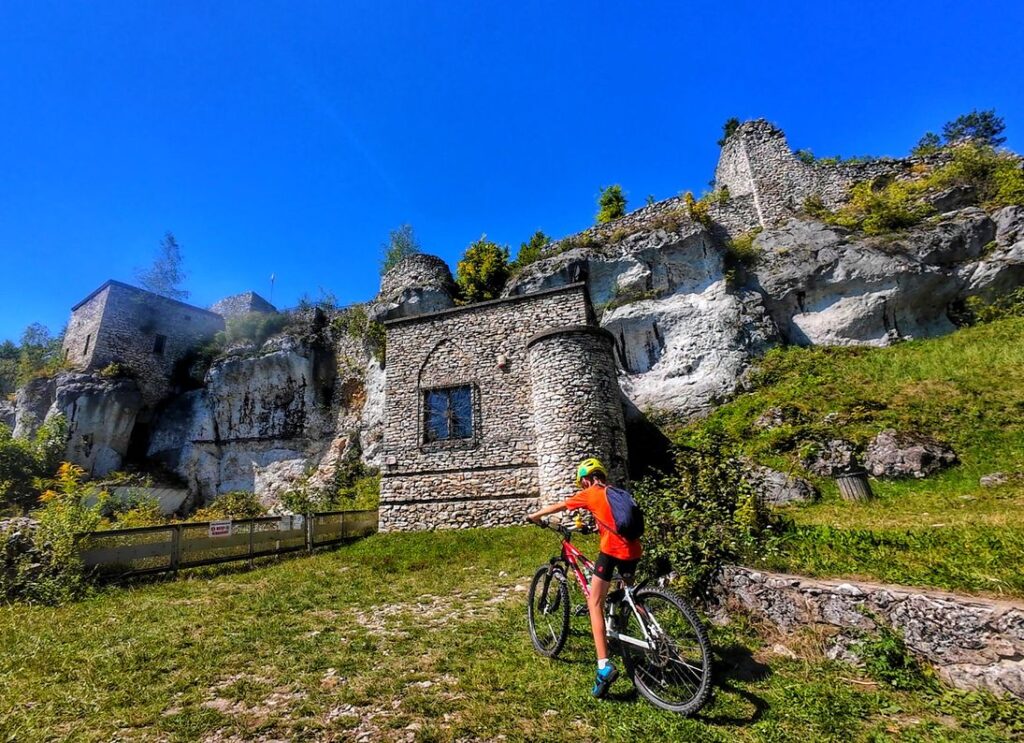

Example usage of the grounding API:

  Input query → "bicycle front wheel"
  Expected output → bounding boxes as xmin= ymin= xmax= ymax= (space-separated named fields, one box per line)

xmin=618 ymin=586 xmax=713 ymax=715
xmin=527 ymin=565 xmax=570 ymax=657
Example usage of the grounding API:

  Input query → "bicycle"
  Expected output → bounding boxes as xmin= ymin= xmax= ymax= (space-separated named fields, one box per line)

xmin=526 ymin=516 xmax=713 ymax=715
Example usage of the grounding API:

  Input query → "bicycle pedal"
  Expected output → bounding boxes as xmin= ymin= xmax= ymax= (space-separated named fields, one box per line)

xmin=572 ymin=605 xmax=589 ymax=617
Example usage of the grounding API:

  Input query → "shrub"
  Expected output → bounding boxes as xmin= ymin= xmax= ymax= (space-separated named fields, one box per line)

xmin=855 ymin=624 xmax=933 ymax=691
xmin=191 ymin=491 xmax=266 ymax=521
xmin=724 ymin=228 xmax=763 ymax=268
xmin=0 ymin=415 xmax=67 ymax=515
xmin=717 ymin=117 xmax=740 ymax=147
xmin=802 ymin=194 xmax=830 ymax=219
xmin=829 ymin=180 xmax=934 ymax=235
xmin=633 ymin=433 xmax=775 ymax=595
xmin=511 ymin=230 xmax=550 ymax=272
xmin=98 ymin=362 xmax=132 ymax=379
xmin=964 ymin=287 xmax=1024 ymax=324
xmin=683 ymin=191 xmax=711 ymax=226
xmin=15 ymin=323 xmax=66 ymax=387
xmin=1 ymin=462 xmax=108 ymax=604
xmin=596 ymin=185 xmax=627 ymax=224
xmin=911 ymin=131 xmax=942 ymax=156
xmin=214 ymin=312 xmax=288 ymax=349
xmin=795 ymin=148 xmax=815 ymax=164
xmin=456 ymin=235 xmax=510 ymax=303
xmin=380 ymin=223 xmax=421 ymax=275
xmin=331 ymin=305 xmax=386 ymax=363
xmin=931 ymin=141 xmax=1024 ymax=208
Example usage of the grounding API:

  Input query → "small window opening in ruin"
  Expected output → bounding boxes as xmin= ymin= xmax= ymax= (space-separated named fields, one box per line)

xmin=83 ymin=333 xmax=91 ymax=356
xmin=152 ymin=334 xmax=167 ymax=355
xmin=424 ymin=386 xmax=473 ymax=442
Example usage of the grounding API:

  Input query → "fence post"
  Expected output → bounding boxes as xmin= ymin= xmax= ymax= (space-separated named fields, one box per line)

xmin=306 ymin=513 xmax=313 ymax=552
xmin=170 ymin=525 xmax=181 ymax=573
xmin=248 ymin=520 xmax=255 ymax=567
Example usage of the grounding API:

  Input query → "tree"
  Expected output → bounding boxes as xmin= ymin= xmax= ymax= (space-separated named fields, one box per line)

xmin=456 ymin=235 xmax=510 ymax=303
xmin=717 ymin=117 xmax=741 ymax=147
xmin=512 ymin=230 xmax=550 ymax=271
xmin=0 ymin=340 xmax=18 ymax=397
xmin=942 ymin=109 xmax=1006 ymax=148
xmin=596 ymin=185 xmax=627 ymax=224
xmin=15 ymin=323 xmax=63 ymax=387
xmin=380 ymin=224 xmax=421 ymax=275
xmin=136 ymin=232 xmax=189 ymax=300
xmin=911 ymin=131 xmax=942 ymax=156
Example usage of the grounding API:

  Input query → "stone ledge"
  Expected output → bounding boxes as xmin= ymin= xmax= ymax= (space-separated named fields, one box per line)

xmin=714 ymin=565 xmax=1024 ymax=699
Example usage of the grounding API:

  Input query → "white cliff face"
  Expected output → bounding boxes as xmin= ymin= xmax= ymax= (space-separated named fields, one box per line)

xmin=506 ymin=204 xmax=1024 ymax=418
xmin=147 ymin=332 xmax=380 ymax=506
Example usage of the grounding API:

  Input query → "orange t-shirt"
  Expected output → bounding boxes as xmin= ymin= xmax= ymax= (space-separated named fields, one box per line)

xmin=562 ymin=484 xmax=643 ymax=560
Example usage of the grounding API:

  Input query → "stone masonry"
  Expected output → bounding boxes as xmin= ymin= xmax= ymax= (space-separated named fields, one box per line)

xmin=63 ymin=280 xmax=224 ymax=405
xmin=379 ymin=281 xmax=629 ymax=530
xmin=716 ymin=566 xmax=1024 ymax=699
xmin=208 ymin=291 xmax=277 ymax=319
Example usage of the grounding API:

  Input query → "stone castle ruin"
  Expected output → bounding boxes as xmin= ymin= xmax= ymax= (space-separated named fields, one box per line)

xmin=8 ymin=118 xmax=1024 ymax=529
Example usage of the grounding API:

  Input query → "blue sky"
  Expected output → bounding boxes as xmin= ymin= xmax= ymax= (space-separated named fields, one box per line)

xmin=2 ymin=1 xmax=1022 ymax=343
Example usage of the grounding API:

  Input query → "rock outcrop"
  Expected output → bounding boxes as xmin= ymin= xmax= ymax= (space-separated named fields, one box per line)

xmin=0 ymin=400 xmax=15 ymax=431
xmin=147 ymin=332 xmax=379 ymax=505
xmin=743 ymin=464 xmax=818 ymax=506
xmin=864 ymin=429 xmax=957 ymax=479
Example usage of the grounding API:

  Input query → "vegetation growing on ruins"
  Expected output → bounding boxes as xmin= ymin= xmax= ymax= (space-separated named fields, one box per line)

xmin=135 ymin=231 xmax=190 ymax=301
xmin=806 ymin=140 xmax=1024 ymax=234
xmin=717 ymin=116 xmax=740 ymax=147
xmin=595 ymin=184 xmax=627 ymax=224
xmin=379 ymin=223 xmax=421 ymax=275
xmin=455 ymin=235 xmax=510 ymax=303
xmin=2 ymin=526 xmax=1021 ymax=741
xmin=510 ymin=229 xmax=550 ymax=272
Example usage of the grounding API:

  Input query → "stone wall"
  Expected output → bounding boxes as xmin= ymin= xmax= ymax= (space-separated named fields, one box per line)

xmin=374 ymin=254 xmax=457 ymax=322
xmin=715 ymin=566 xmax=1024 ymax=699
xmin=527 ymin=326 xmax=629 ymax=504
xmin=379 ymin=284 xmax=599 ymax=531
xmin=715 ymin=119 xmax=951 ymax=227
xmin=209 ymin=291 xmax=277 ymax=319
xmin=63 ymin=281 xmax=224 ymax=405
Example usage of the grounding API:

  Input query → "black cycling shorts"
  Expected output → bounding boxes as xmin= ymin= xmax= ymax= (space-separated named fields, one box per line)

xmin=593 ymin=551 xmax=639 ymax=583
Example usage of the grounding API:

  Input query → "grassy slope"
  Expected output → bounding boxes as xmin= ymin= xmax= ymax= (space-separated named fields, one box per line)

xmin=2 ymin=528 xmax=1022 ymax=742
xmin=675 ymin=317 xmax=1024 ymax=597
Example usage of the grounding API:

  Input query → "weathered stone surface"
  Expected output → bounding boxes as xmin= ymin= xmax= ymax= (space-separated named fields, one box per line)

xmin=864 ymin=429 xmax=957 ymax=479
xmin=54 ymin=374 xmax=143 ymax=477
xmin=715 ymin=566 xmax=1024 ymax=698
xmin=980 ymin=472 xmax=1009 ymax=488
xmin=805 ymin=439 xmax=859 ymax=477
xmin=371 ymin=254 xmax=457 ymax=322
xmin=13 ymin=376 xmax=56 ymax=439
xmin=743 ymin=464 xmax=818 ymax=506
xmin=0 ymin=399 xmax=16 ymax=431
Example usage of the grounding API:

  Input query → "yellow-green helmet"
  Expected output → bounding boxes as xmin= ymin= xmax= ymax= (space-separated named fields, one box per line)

xmin=575 ymin=457 xmax=608 ymax=487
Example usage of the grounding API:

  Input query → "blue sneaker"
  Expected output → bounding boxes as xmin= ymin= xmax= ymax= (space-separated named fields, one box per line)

xmin=591 ymin=663 xmax=619 ymax=698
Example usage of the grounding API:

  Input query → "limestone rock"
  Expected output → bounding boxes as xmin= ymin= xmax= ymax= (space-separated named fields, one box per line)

xmin=0 ymin=400 xmax=15 ymax=431
xmin=372 ymin=254 xmax=456 ymax=322
xmin=53 ymin=373 xmax=143 ymax=477
xmin=13 ymin=376 xmax=56 ymax=439
xmin=805 ymin=439 xmax=859 ymax=477
xmin=980 ymin=472 xmax=1009 ymax=488
xmin=864 ymin=429 xmax=957 ymax=479
xmin=743 ymin=464 xmax=818 ymax=506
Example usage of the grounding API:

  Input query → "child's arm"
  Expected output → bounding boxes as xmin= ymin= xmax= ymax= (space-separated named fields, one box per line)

xmin=527 ymin=502 xmax=568 ymax=524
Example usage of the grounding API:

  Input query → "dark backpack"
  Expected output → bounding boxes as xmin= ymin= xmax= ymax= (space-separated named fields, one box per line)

xmin=603 ymin=486 xmax=645 ymax=541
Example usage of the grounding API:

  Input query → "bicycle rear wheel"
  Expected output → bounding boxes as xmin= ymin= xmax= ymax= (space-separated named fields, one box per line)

xmin=618 ymin=587 xmax=713 ymax=715
xmin=527 ymin=565 xmax=570 ymax=657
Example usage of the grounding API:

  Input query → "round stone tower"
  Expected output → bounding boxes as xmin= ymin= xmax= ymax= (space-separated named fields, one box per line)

xmin=527 ymin=325 xmax=629 ymax=504
xmin=372 ymin=254 xmax=457 ymax=321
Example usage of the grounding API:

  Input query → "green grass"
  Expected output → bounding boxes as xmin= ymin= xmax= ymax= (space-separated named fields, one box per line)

xmin=2 ymin=528 xmax=1021 ymax=741
xmin=674 ymin=317 xmax=1024 ymax=597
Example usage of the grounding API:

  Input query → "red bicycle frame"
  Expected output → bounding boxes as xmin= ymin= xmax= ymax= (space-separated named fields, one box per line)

xmin=558 ymin=530 xmax=596 ymax=600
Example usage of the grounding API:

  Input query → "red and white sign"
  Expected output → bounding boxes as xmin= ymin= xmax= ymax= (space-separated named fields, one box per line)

xmin=209 ymin=520 xmax=232 ymax=538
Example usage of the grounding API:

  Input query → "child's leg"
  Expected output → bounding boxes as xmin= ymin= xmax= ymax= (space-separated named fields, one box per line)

xmin=587 ymin=573 xmax=612 ymax=662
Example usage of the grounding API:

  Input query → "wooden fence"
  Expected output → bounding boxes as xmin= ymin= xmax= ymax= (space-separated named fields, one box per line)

xmin=76 ymin=509 xmax=379 ymax=578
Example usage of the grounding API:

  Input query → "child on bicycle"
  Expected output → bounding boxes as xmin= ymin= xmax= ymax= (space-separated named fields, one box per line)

xmin=527 ymin=457 xmax=642 ymax=699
